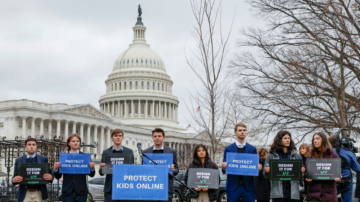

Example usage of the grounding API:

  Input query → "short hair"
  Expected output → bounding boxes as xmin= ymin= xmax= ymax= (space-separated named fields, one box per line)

xmin=152 ymin=128 xmax=165 ymax=136
xmin=66 ymin=134 xmax=81 ymax=151
xmin=328 ymin=135 xmax=337 ymax=148
xmin=299 ymin=143 xmax=310 ymax=157
xmin=25 ymin=137 xmax=37 ymax=146
xmin=234 ymin=123 xmax=247 ymax=131
xmin=111 ymin=129 xmax=124 ymax=137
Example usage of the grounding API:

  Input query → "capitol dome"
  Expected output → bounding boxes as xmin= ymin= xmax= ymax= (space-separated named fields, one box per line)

xmin=99 ymin=11 xmax=185 ymax=131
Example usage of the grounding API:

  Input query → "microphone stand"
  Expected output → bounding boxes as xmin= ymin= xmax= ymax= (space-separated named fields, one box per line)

xmin=141 ymin=152 xmax=199 ymax=198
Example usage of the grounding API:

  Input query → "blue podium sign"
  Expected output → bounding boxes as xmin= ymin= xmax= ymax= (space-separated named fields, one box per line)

xmin=225 ymin=153 xmax=259 ymax=176
xmin=143 ymin=153 xmax=173 ymax=174
xmin=112 ymin=164 xmax=168 ymax=200
xmin=59 ymin=153 xmax=91 ymax=174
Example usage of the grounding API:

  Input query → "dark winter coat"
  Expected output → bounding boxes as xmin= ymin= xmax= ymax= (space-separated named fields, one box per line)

xmin=355 ymin=171 xmax=360 ymax=198
xmin=255 ymin=159 xmax=271 ymax=200
xmin=184 ymin=159 xmax=219 ymax=201
xmin=305 ymin=148 xmax=340 ymax=202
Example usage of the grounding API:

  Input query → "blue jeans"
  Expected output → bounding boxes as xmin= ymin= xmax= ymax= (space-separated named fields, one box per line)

xmin=227 ymin=184 xmax=255 ymax=202
xmin=337 ymin=182 xmax=353 ymax=202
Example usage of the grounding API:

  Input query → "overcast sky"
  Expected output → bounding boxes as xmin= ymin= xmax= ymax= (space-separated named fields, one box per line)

xmin=0 ymin=0 xmax=262 ymax=129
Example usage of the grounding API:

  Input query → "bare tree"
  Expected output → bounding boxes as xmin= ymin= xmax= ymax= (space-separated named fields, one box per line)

xmin=230 ymin=0 xmax=360 ymax=141
xmin=185 ymin=0 xmax=235 ymax=156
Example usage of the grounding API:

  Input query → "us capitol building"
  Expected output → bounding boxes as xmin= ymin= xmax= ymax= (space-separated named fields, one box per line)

xmin=0 ymin=10 xmax=225 ymax=172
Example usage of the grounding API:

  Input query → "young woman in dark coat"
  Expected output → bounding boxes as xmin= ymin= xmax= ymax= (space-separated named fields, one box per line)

xmin=305 ymin=132 xmax=340 ymax=202
xmin=184 ymin=144 xmax=219 ymax=202
xmin=256 ymin=148 xmax=270 ymax=202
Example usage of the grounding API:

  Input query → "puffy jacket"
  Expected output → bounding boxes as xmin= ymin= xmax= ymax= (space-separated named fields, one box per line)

xmin=264 ymin=150 xmax=302 ymax=200
xmin=305 ymin=148 xmax=339 ymax=202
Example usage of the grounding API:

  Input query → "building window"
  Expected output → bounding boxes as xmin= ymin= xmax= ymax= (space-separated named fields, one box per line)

xmin=146 ymin=60 xmax=148 ymax=63
xmin=19 ymin=123 xmax=22 ymax=128
xmin=150 ymin=60 xmax=152 ymax=64
xmin=135 ymin=81 xmax=138 ymax=89
xmin=52 ymin=128 xmax=56 ymax=132
xmin=141 ymin=60 xmax=143 ymax=63
xmin=141 ymin=81 xmax=144 ymax=89
xmin=111 ymin=84 xmax=114 ymax=92
xmin=127 ymin=60 xmax=129 ymax=63
xmin=115 ymin=83 xmax=117 ymax=91
xmin=136 ymin=59 xmax=138 ymax=63
xmin=130 ymin=82 xmax=132 ymax=89
xmin=45 ymin=126 xmax=48 ymax=131
xmin=133 ymin=141 xmax=135 ymax=146
xmin=119 ymin=82 xmax=121 ymax=90
xmin=27 ymin=124 xmax=31 ymax=129
xmin=132 ymin=60 xmax=134 ymax=63
xmin=147 ymin=82 xmax=149 ymax=90
xmin=162 ymin=84 xmax=164 ymax=91
xmin=126 ymin=140 xmax=128 ymax=145
xmin=0 ymin=122 xmax=3 ymax=128
xmin=36 ymin=125 xmax=40 ymax=130
xmin=153 ymin=82 xmax=155 ymax=90
xmin=124 ymin=82 xmax=127 ymax=90
xmin=158 ymin=83 xmax=160 ymax=90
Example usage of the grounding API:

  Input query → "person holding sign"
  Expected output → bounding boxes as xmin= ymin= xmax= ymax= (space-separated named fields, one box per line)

xmin=222 ymin=123 xmax=262 ymax=202
xmin=142 ymin=128 xmax=178 ymax=202
xmin=54 ymin=134 xmax=96 ymax=202
xmin=99 ymin=129 xmax=134 ymax=202
xmin=184 ymin=144 xmax=219 ymax=202
xmin=12 ymin=137 xmax=54 ymax=202
xmin=264 ymin=131 xmax=304 ymax=202
xmin=305 ymin=132 xmax=340 ymax=202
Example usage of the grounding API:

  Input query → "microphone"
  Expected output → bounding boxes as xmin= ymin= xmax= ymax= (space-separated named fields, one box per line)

xmin=137 ymin=142 xmax=143 ymax=154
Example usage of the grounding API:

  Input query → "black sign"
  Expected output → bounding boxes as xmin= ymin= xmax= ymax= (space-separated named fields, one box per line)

xmin=269 ymin=159 xmax=302 ymax=181
xmin=306 ymin=158 xmax=341 ymax=180
xmin=187 ymin=168 xmax=220 ymax=189
xmin=102 ymin=154 xmax=133 ymax=174
xmin=18 ymin=163 xmax=49 ymax=185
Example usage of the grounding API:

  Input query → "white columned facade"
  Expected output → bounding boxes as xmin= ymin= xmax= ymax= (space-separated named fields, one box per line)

xmin=40 ymin=118 xmax=44 ymax=135
xmin=106 ymin=128 xmax=111 ymax=149
xmin=138 ymin=100 xmax=141 ymax=118
xmin=151 ymin=101 xmax=155 ymax=118
xmin=72 ymin=122 xmax=76 ymax=134
xmin=124 ymin=100 xmax=128 ymax=118
xmin=31 ymin=117 xmax=35 ymax=137
xmin=48 ymin=119 xmax=52 ymax=137
xmin=164 ymin=103 xmax=167 ymax=119
xmin=22 ymin=116 xmax=27 ymax=139
xmin=131 ymin=100 xmax=134 ymax=118
xmin=80 ymin=123 xmax=84 ymax=147
xmin=87 ymin=124 xmax=91 ymax=153
xmin=100 ymin=127 xmax=105 ymax=154
xmin=56 ymin=119 xmax=61 ymax=137
xmin=145 ymin=100 xmax=148 ymax=118
xmin=64 ymin=120 xmax=69 ymax=140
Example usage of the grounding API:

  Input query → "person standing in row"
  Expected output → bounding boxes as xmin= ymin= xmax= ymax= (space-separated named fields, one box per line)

xmin=305 ymin=132 xmax=340 ymax=202
xmin=256 ymin=148 xmax=270 ymax=202
xmin=264 ymin=131 xmax=304 ymax=202
xmin=99 ymin=129 xmax=134 ymax=202
xmin=142 ymin=128 xmax=179 ymax=202
xmin=222 ymin=123 xmax=262 ymax=202
xmin=54 ymin=134 xmax=96 ymax=202
xmin=184 ymin=144 xmax=219 ymax=202
xmin=298 ymin=143 xmax=310 ymax=200
xmin=13 ymin=137 xmax=54 ymax=202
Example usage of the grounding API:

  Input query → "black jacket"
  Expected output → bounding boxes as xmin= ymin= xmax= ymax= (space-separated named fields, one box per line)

xmin=142 ymin=145 xmax=179 ymax=194
xmin=255 ymin=159 xmax=270 ymax=200
xmin=99 ymin=146 xmax=134 ymax=193
xmin=184 ymin=159 xmax=219 ymax=201
xmin=54 ymin=151 xmax=95 ymax=196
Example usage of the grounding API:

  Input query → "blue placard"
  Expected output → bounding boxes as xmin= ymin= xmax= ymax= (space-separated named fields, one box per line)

xmin=225 ymin=153 xmax=259 ymax=176
xmin=59 ymin=153 xmax=91 ymax=174
xmin=143 ymin=153 xmax=173 ymax=174
xmin=112 ymin=164 xmax=168 ymax=200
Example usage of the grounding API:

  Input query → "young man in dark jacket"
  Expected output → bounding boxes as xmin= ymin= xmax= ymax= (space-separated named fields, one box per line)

xmin=54 ymin=134 xmax=96 ymax=202
xmin=142 ymin=128 xmax=179 ymax=202
xmin=13 ymin=137 xmax=54 ymax=202
xmin=99 ymin=129 xmax=134 ymax=202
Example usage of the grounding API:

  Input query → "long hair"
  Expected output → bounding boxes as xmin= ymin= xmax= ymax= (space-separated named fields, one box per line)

xmin=299 ymin=143 xmax=310 ymax=157
xmin=258 ymin=148 xmax=268 ymax=161
xmin=270 ymin=131 xmax=296 ymax=153
xmin=309 ymin=132 xmax=333 ymax=159
xmin=190 ymin=144 xmax=216 ymax=168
